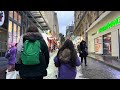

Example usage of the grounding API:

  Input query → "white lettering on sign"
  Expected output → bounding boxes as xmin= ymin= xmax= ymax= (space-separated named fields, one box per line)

xmin=0 ymin=11 xmax=5 ymax=26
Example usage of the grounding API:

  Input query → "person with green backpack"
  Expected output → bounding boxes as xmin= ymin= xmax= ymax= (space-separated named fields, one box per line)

xmin=16 ymin=26 xmax=49 ymax=79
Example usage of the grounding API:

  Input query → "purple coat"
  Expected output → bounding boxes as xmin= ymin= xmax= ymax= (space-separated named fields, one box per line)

xmin=54 ymin=56 xmax=81 ymax=79
xmin=5 ymin=47 xmax=17 ymax=65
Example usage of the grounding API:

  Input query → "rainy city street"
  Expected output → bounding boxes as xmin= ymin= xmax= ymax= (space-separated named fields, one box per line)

xmin=1 ymin=11 xmax=120 ymax=79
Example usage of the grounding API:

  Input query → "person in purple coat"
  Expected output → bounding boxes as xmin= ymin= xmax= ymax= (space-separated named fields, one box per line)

xmin=5 ymin=43 xmax=17 ymax=72
xmin=54 ymin=39 xmax=81 ymax=79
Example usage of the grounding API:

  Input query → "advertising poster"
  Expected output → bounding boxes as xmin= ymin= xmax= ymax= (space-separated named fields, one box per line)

xmin=103 ymin=33 xmax=111 ymax=55
xmin=95 ymin=36 xmax=103 ymax=54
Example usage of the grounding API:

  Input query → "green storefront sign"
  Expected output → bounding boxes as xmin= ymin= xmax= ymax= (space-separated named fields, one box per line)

xmin=98 ymin=16 xmax=120 ymax=33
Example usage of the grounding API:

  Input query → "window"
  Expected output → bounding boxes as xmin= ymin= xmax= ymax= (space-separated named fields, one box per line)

xmin=13 ymin=23 xmax=17 ymax=43
xmin=17 ymin=26 xmax=20 ymax=43
xmin=18 ymin=13 xmax=21 ymax=24
xmin=14 ymin=11 xmax=18 ymax=21
xmin=0 ymin=29 xmax=7 ymax=56
xmin=8 ymin=20 xmax=13 ymax=47
xmin=9 ymin=11 xmax=13 ymax=18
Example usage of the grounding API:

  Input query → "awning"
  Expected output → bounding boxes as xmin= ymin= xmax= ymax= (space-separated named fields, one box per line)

xmin=27 ymin=11 xmax=49 ymax=30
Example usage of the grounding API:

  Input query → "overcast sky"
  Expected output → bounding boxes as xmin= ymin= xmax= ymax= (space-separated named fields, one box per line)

xmin=55 ymin=11 xmax=74 ymax=35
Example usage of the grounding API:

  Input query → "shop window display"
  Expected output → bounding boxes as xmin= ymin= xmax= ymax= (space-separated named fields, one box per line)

xmin=18 ymin=13 xmax=21 ymax=24
xmin=103 ymin=33 xmax=111 ymax=55
xmin=0 ymin=29 xmax=7 ymax=56
xmin=95 ymin=36 xmax=103 ymax=54
xmin=8 ymin=20 xmax=13 ymax=48
xmin=14 ymin=11 xmax=18 ymax=22
xmin=17 ymin=26 xmax=20 ymax=43
xmin=9 ymin=11 xmax=13 ymax=18
xmin=13 ymin=23 xmax=17 ymax=43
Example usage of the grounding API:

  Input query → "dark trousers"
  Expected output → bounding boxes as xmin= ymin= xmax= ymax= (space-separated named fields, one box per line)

xmin=81 ymin=56 xmax=87 ymax=65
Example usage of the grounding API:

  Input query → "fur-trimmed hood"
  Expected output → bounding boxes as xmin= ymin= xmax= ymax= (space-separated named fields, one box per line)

xmin=58 ymin=48 xmax=71 ymax=63
xmin=23 ymin=32 xmax=43 ymax=41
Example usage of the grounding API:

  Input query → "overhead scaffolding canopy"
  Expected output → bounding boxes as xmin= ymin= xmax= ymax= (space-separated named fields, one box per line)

xmin=27 ymin=11 xmax=50 ymax=31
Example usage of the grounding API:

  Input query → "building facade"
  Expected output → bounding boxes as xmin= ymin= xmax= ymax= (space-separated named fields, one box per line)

xmin=74 ymin=11 xmax=120 ymax=58
xmin=0 ymin=11 xmax=56 ymax=57
xmin=40 ymin=11 xmax=59 ymax=51
xmin=53 ymin=12 xmax=59 ymax=40
xmin=66 ymin=25 xmax=74 ymax=40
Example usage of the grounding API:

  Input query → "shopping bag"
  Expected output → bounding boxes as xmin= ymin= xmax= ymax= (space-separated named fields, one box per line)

xmin=6 ymin=70 xmax=20 ymax=79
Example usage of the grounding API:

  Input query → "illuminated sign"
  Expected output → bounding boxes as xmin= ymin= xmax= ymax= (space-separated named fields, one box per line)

xmin=98 ymin=16 xmax=120 ymax=33
xmin=0 ymin=11 xmax=5 ymax=26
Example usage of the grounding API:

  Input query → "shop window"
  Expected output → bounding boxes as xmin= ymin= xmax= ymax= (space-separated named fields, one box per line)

xmin=14 ymin=11 xmax=18 ymax=22
xmin=17 ymin=26 xmax=20 ymax=43
xmin=9 ymin=11 xmax=13 ymax=18
xmin=8 ymin=20 xmax=13 ymax=47
xmin=103 ymin=33 xmax=111 ymax=55
xmin=13 ymin=23 xmax=17 ymax=43
xmin=18 ymin=13 xmax=21 ymax=24
xmin=0 ymin=30 xmax=7 ymax=56
xmin=94 ymin=36 xmax=103 ymax=54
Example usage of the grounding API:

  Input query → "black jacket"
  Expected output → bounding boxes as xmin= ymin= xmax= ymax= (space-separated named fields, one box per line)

xmin=17 ymin=32 xmax=49 ymax=78
xmin=79 ymin=42 xmax=88 ymax=57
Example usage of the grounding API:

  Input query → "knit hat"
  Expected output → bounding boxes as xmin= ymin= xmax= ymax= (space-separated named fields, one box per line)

xmin=11 ymin=42 xmax=16 ymax=47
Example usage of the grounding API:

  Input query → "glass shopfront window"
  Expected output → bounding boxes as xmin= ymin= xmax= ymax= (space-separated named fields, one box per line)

xmin=103 ymin=33 xmax=111 ymax=55
xmin=14 ymin=11 xmax=18 ymax=21
xmin=13 ymin=23 xmax=17 ymax=43
xmin=17 ymin=26 xmax=20 ymax=43
xmin=9 ymin=11 xmax=13 ymax=18
xmin=8 ymin=20 xmax=13 ymax=48
xmin=18 ymin=13 xmax=21 ymax=24
xmin=95 ymin=36 xmax=103 ymax=54
xmin=0 ymin=29 xmax=7 ymax=56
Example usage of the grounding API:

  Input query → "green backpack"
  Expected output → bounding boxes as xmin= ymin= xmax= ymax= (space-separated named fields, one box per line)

xmin=21 ymin=40 xmax=41 ymax=65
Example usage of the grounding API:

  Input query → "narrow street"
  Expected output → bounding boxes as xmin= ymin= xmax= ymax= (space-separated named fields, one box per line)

xmin=44 ymin=51 xmax=84 ymax=79
xmin=1 ymin=52 xmax=120 ymax=79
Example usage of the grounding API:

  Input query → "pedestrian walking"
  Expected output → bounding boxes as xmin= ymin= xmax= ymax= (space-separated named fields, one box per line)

xmin=54 ymin=39 xmax=81 ymax=79
xmin=16 ymin=26 xmax=49 ymax=79
xmin=5 ymin=43 xmax=17 ymax=72
xmin=79 ymin=40 xmax=88 ymax=66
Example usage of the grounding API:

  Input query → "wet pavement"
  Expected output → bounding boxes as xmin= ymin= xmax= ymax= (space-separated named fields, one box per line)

xmin=0 ymin=57 xmax=7 ymax=79
xmin=1 ymin=52 xmax=120 ymax=79
xmin=88 ymin=53 xmax=120 ymax=71
xmin=44 ymin=52 xmax=84 ymax=79
xmin=81 ymin=57 xmax=120 ymax=79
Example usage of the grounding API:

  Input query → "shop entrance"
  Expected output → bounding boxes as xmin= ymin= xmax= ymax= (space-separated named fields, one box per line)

xmin=103 ymin=33 xmax=111 ymax=55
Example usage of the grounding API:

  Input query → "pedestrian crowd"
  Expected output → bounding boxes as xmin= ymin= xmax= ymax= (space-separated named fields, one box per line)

xmin=4 ymin=26 xmax=88 ymax=79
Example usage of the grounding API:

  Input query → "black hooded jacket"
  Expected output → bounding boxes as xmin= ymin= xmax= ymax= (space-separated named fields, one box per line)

xmin=18 ymin=32 xmax=49 ymax=78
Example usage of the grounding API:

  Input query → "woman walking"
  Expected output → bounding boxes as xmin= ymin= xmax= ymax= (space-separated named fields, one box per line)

xmin=54 ymin=39 xmax=81 ymax=79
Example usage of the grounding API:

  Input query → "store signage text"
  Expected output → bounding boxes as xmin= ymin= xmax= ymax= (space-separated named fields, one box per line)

xmin=0 ymin=11 xmax=5 ymax=26
xmin=98 ymin=16 xmax=120 ymax=33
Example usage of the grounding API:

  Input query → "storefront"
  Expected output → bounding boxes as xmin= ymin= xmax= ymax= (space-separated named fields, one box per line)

xmin=0 ymin=11 xmax=8 ymax=57
xmin=0 ymin=11 xmax=38 ymax=57
xmin=88 ymin=11 xmax=120 ymax=58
